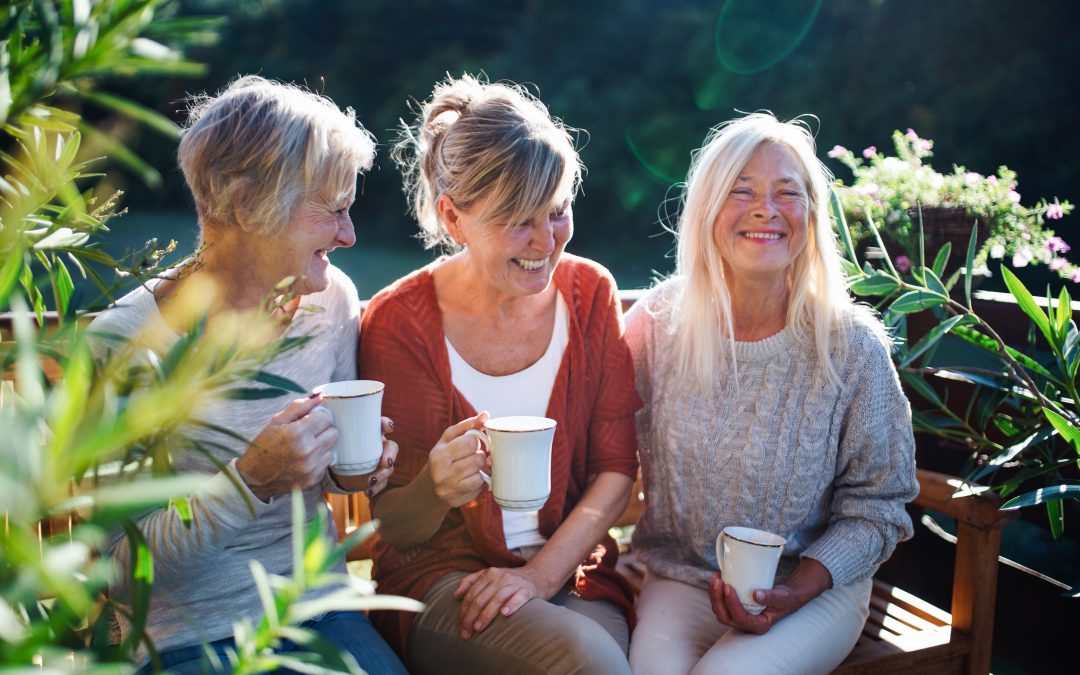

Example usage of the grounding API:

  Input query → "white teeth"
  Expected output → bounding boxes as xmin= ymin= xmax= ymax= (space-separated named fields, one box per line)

xmin=513 ymin=257 xmax=547 ymax=271
xmin=742 ymin=232 xmax=782 ymax=240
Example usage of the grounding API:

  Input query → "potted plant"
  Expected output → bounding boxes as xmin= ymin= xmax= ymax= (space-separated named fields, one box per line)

xmin=829 ymin=129 xmax=1076 ymax=286
xmin=835 ymin=198 xmax=1079 ymax=540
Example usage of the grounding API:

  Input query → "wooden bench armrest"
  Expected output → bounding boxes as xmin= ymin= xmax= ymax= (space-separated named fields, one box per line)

xmin=912 ymin=468 xmax=1017 ymax=530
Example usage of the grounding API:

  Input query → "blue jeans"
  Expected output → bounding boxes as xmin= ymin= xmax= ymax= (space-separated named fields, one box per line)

xmin=146 ymin=611 xmax=407 ymax=674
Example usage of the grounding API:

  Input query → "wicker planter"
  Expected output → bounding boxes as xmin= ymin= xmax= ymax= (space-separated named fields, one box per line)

xmin=910 ymin=206 xmax=982 ymax=261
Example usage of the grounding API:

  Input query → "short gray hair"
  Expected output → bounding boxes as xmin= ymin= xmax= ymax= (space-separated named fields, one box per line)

xmin=179 ymin=75 xmax=375 ymax=235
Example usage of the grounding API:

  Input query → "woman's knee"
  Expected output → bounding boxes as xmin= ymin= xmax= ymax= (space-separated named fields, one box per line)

xmin=547 ymin=613 xmax=631 ymax=675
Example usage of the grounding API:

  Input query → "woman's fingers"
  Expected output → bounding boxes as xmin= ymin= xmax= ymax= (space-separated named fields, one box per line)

xmin=455 ymin=568 xmax=540 ymax=638
xmin=438 ymin=411 xmax=490 ymax=445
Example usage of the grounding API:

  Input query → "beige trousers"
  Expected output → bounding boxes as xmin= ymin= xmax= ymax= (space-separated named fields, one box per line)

xmin=406 ymin=563 xmax=631 ymax=675
xmin=629 ymin=570 xmax=871 ymax=675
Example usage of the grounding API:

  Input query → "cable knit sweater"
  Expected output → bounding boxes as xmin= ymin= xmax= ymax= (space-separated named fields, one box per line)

xmin=626 ymin=278 xmax=918 ymax=589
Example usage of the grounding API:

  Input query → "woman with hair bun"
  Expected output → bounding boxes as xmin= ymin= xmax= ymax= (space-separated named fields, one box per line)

xmin=625 ymin=113 xmax=919 ymax=674
xmin=359 ymin=74 xmax=640 ymax=675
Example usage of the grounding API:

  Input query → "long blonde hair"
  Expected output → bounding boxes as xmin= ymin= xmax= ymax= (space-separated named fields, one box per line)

xmin=392 ymin=73 xmax=581 ymax=249
xmin=670 ymin=112 xmax=878 ymax=392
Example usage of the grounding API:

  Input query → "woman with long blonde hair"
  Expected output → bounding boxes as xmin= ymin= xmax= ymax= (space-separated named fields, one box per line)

xmin=626 ymin=113 xmax=919 ymax=675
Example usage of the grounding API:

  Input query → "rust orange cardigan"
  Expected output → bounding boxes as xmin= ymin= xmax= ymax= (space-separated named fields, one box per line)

xmin=358 ymin=255 xmax=641 ymax=654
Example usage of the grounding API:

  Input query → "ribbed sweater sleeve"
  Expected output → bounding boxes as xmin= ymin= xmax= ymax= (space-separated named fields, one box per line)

xmin=801 ymin=327 xmax=918 ymax=586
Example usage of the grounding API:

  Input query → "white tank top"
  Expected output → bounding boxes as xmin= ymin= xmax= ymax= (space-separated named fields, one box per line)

xmin=445 ymin=293 xmax=569 ymax=550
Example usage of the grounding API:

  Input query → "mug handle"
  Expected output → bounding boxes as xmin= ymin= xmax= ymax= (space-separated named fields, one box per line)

xmin=464 ymin=428 xmax=492 ymax=488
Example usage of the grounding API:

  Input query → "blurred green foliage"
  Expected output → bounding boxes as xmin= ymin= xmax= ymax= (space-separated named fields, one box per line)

xmin=102 ymin=0 xmax=1079 ymax=293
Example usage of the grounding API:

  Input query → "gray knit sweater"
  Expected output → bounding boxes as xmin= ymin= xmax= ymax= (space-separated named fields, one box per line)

xmin=626 ymin=278 xmax=918 ymax=589
xmin=88 ymin=265 xmax=360 ymax=661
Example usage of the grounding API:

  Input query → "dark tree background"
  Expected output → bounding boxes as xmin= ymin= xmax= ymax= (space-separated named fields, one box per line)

xmin=104 ymin=0 xmax=1079 ymax=293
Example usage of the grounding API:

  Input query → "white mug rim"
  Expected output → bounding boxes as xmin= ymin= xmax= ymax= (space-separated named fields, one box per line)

xmin=315 ymin=379 xmax=385 ymax=399
xmin=721 ymin=526 xmax=786 ymax=549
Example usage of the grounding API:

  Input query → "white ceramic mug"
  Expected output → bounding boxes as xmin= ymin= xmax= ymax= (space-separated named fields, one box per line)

xmin=715 ymin=525 xmax=787 ymax=615
xmin=465 ymin=416 xmax=556 ymax=512
xmin=314 ymin=380 xmax=385 ymax=475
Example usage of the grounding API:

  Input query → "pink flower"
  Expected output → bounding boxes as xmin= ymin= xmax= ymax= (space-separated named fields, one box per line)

xmin=914 ymin=138 xmax=934 ymax=154
xmin=827 ymin=145 xmax=847 ymax=159
xmin=1007 ymin=190 xmax=1021 ymax=204
xmin=862 ymin=146 xmax=877 ymax=159
xmin=964 ymin=172 xmax=982 ymax=186
xmin=1050 ymin=258 xmax=1067 ymax=271
xmin=895 ymin=255 xmax=911 ymax=273
xmin=905 ymin=128 xmax=919 ymax=141
xmin=1072 ymin=269 xmax=1080 ymax=283
xmin=1047 ymin=236 xmax=1071 ymax=254
xmin=1013 ymin=248 xmax=1033 ymax=267
xmin=1047 ymin=203 xmax=1065 ymax=219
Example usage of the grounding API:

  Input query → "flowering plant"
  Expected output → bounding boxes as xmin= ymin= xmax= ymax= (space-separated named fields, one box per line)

xmin=828 ymin=129 xmax=1076 ymax=282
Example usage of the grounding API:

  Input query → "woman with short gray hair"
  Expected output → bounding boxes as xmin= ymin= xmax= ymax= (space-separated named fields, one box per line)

xmin=91 ymin=75 xmax=406 ymax=674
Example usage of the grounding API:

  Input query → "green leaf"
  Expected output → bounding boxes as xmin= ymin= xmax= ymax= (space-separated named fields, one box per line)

xmin=922 ymin=267 xmax=949 ymax=297
xmin=32 ymin=227 xmax=90 ymax=249
xmin=1047 ymin=499 xmax=1064 ymax=539
xmin=931 ymin=242 xmax=952 ymax=279
xmin=76 ymin=121 xmax=162 ymax=188
xmin=1055 ymin=286 xmax=1072 ymax=342
xmin=119 ymin=521 xmax=153 ymax=656
xmin=964 ymin=221 xmax=978 ymax=307
xmin=830 ymin=187 xmax=858 ymax=263
xmin=87 ymin=475 xmax=210 ymax=511
xmin=914 ymin=204 xmax=926 ymax=272
xmin=1004 ymin=344 xmax=1060 ymax=385
xmin=1000 ymin=484 xmax=1080 ymax=510
xmin=899 ymin=313 xmax=972 ymax=367
xmin=900 ymin=370 xmax=947 ymax=409
xmin=849 ymin=273 xmax=900 ymax=297
xmin=55 ymin=254 xmax=74 ymax=315
xmin=169 ymin=497 xmax=194 ymax=525
xmin=251 ymin=371 xmax=306 ymax=394
xmin=79 ymin=89 xmax=182 ymax=140
xmin=991 ymin=414 xmax=1022 ymax=438
xmin=224 ymin=387 xmax=289 ymax=401
xmin=0 ymin=244 xmax=26 ymax=309
xmin=1043 ymin=408 xmax=1080 ymax=454
xmin=1001 ymin=266 xmax=1054 ymax=345
xmin=889 ymin=290 xmax=948 ymax=314
xmin=839 ymin=257 xmax=861 ymax=278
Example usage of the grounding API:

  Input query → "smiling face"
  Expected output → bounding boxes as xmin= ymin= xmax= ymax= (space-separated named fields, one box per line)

xmin=265 ymin=182 xmax=357 ymax=295
xmin=446 ymin=183 xmax=574 ymax=300
xmin=713 ymin=141 xmax=810 ymax=286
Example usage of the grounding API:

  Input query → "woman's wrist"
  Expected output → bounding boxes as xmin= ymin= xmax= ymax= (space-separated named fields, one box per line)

xmin=784 ymin=558 xmax=833 ymax=609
